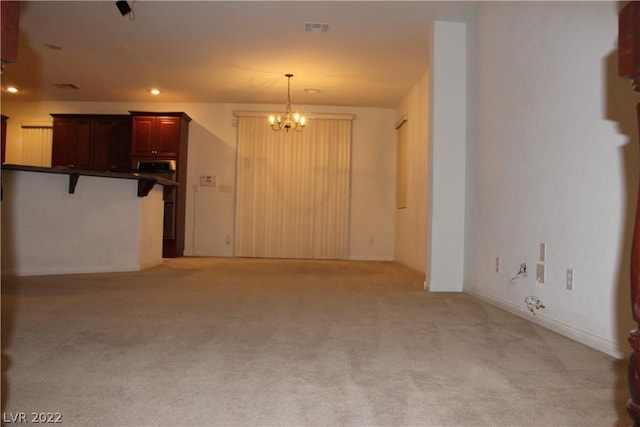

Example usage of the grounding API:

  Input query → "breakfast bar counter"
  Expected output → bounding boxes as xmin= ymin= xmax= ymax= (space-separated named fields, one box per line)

xmin=1 ymin=164 xmax=176 ymax=276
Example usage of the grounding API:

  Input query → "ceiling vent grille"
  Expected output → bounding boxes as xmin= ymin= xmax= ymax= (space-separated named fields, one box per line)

xmin=304 ymin=22 xmax=330 ymax=33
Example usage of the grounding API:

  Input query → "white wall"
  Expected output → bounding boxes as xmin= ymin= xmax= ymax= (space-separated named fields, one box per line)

xmin=428 ymin=21 xmax=466 ymax=292
xmin=1 ymin=169 xmax=164 ymax=275
xmin=395 ymin=72 xmax=430 ymax=274
xmin=465 ymin=1 xmax=637 ymax=358
xmin=1 ymin=101 xmax=397 ymax=261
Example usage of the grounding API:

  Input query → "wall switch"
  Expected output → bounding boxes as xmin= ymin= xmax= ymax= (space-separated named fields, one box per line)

xmin=536 ymin=263 xmax=546 ymax=284
xmin=200 ymin=175 xmax=216 ymax=187
xmin=540 ymin=242 xmax=546 ymax=262
xmin=495 ymin=256 xmax=501 ymax=273
xmin=566 ymin=268 xmax=574 ymax=291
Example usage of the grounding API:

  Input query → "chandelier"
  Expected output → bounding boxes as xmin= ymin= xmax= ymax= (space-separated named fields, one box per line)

xmin=268 ymin=74 xmax=306 ymax=132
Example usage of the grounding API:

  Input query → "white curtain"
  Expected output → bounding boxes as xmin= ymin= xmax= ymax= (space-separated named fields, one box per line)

xmin=21 ymin=126 xmax=53 ymax=167
xmin=235 ymin=115 xmax=352 ymax=259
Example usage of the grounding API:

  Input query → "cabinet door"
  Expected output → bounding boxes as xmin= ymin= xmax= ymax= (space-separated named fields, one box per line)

xmin=131 ymin=116 xmax=156 ymax=157
xmin=1 ymin=115 xmax=7 ymax=163
xmin=73 ymin=120 xmax=94 ymax=170
xmin=92 ymin=119 xmax=114 ymax=172
xmin=90 ymin=118 xmax=131 ymax=172
xmin=111 ymin=118 xmax=132 ymax=172
xmin=155 ymin=117 xmax=181 ymax=157
xmin=52 ymin=119 xmax=74 ymax=168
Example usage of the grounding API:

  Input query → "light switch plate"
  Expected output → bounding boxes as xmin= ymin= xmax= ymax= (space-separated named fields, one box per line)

xmin=566 ymin=268 xmax=574 ymax=291
xmin=536 ymin=263 xmax=546 ymax=284
xmin=199 ymin=175 xmax=216 ymax=187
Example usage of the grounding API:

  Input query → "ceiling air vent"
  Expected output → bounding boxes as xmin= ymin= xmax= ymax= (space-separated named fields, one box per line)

xmin=54 ymin=83 xmax=79 ymax=90
xmin=304 ymin=22 xmax=330 ymax=33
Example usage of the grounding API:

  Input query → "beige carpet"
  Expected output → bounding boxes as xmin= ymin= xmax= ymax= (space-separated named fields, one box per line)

xmin=1 ymin=258 xmax=629 ymax=426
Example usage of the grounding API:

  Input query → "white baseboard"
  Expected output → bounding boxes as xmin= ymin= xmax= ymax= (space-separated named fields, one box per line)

xmin=348 ymin=255 xmax=394 ymax=262
xmin=466 ymin=287 xmax=626 ymax=360
xmin=2 ymin=264 xmax=143 ymax=277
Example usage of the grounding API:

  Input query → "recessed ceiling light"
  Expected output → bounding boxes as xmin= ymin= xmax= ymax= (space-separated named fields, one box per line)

xmin=304 ymin=88 xmax=322 ymax=94
xmin=149 ymin=88 xmax=160 ymax=95
xmin=6 ymin=86 xmax=19 ymax=93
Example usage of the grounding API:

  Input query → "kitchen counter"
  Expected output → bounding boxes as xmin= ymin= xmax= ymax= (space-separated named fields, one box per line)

xmin=1 ymin=164 xmax=177 ymax=197
xmin=1 ymin=164 xmax=173 ymax=276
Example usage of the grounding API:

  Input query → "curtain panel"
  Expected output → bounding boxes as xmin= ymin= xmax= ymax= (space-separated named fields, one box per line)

xmin=235 ymin=116 xmax=351 ymax=259
xmin=21 ymin=126 xmax=53 ymax=167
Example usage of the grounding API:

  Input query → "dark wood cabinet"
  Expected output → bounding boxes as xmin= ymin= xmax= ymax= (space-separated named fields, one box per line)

xmin=130 ymin=112 xmax=191 ymax=258
xmin=51 ymin=114 xmax=132 ymax=172
xmin=1 ymin=115 xmax=8 ymax=164
xmin=1 ymin=1 xmax=20 ymax=64
xmin=131 ymin=114 xmax=184 ymax=158
xmin=92 ymin=118 xmax=133 ymax=172
xmin=619 ymin=2 xmax=640 ymax=424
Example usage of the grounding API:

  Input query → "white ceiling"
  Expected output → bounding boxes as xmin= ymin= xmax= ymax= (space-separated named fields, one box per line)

xmin=1 ymin=1 xmax=477 ymax=108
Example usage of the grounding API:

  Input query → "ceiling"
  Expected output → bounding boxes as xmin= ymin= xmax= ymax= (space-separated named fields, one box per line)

xmin=1 ymin=1 xmax=477 ymax=108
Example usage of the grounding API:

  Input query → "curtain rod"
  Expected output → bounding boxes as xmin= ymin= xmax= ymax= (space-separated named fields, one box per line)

xmin=21 ymin=121 xmax=53 ymax=129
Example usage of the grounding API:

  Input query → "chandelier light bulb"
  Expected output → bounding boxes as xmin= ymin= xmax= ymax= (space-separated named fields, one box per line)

xmin=268 ymin=74 xmax=307 ymax=132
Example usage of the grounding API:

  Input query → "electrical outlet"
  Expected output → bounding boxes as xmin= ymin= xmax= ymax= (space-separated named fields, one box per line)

xmin=536 ymin=263 xmax=546 ymax=284
xmin=566 ymin=268 xmax=574 ymax=291
xmin=495 ymin=256 xmax=501 ymax=273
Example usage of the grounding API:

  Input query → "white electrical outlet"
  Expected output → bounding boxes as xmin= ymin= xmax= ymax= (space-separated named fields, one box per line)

xmin=566 ymin=268 xmax=574 ymax=291
xmin=536 ymin=263 xmax=546 ymax=284
xmin=495 ymin=256 xmax=501 ymax=273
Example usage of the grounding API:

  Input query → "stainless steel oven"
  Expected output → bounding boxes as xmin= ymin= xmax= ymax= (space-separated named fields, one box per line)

xmin=134 ymin=160 xmax=177 ymax=239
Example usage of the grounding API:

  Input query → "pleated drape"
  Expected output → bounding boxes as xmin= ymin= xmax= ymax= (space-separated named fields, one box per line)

xmin=235 ymin=116 xmax=351 ymax=259
xmin=21 ymin=126 xmax=53 ymax=167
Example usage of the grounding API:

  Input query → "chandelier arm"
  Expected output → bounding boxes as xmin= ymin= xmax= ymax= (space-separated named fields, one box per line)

xmin=268 ymin=73 xmax=306 ymax=132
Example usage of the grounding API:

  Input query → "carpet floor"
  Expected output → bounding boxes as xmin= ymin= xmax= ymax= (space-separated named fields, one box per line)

xmin=1 ymin=257 xmax=629 ymax=426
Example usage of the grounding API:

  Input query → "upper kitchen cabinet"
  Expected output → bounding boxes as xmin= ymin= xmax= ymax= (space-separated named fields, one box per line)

xmin=2 ymin=115 xmax=8 ymax=163
xmin=1 ymin=1 xmax=20 ymax=64
xmin=92 ymin=117 xmax=134 ymax=172
xmin=130 ymin=112 xmax=191 ymax=159
xmin=51 ymin=114 xmax=132 ymax=172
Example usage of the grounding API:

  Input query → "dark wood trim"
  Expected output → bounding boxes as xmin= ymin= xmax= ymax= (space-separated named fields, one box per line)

xmin=619 ymin=1 xmax=640 ymax=92
xmin=68 ymin=172 xmax=80 ymax=194
xmin=128 ymin=111 xmax=192 ymax=122
xmin=1 ymin=164 xmax=176 ymax=198
xmin=1 ymin=115 xmax=8 ymax=164
xmin=619 ymin=2 xmax=640 ymax=425
xmin=137 ymin=177 xmax=158 ymax=197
